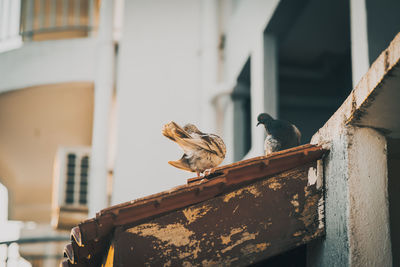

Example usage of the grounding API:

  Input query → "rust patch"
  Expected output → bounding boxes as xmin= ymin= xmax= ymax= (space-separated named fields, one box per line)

xmin=182 ymin=205 xmax=212 ymax=224
xmin=300 ymin=194 xmax=320 ymax=228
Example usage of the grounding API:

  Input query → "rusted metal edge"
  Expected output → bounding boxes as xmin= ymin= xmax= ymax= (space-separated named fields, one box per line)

xmin=188 ymin=144 xmax=323 ymax=183
xmin=109 ymin=148 xmax=325 ymax=227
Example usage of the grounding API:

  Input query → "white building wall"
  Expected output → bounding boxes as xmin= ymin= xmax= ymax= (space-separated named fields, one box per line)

xmin=112 ymin=0 xmax=204 ymax=204
xmin=0 ymin=38 xmax=96 ymax=93
xmin=223 ymin=0 xmax=279 ymax=83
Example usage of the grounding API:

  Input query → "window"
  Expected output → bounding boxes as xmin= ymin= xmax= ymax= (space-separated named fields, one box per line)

xmin=20 ymin=0 xmax=101 ymax=41
xmin=232 ymin=57 xmax=251 ymax=161
xmin=52 ymin=146 xmax=91 ymax=229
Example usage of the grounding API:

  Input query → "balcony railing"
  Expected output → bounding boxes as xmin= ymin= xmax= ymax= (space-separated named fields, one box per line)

xmin=20 ymin=0 xmax=100 ymax=41
xmin=0 ymin=236 xmax=69 ymax=267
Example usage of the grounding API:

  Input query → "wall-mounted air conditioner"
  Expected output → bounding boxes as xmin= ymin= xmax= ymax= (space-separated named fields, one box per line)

xmin=51 ymin=146 xmax=91 ymax=230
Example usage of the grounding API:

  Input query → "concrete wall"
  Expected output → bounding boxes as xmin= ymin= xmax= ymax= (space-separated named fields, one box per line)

xmin=308 ymin=32 xmax=400 ymax=266
xmin=112 ymin=0 xmax=204 ymax=204
xmin=0 ymin=83 xmax=93 ymax=223
xmin=0 ymin=38 xmax=96 ymax=93
xmin=223 ymin=0 xmax=279 ymax=82
xmin=347 ymin=127 xmax=391 ymax=266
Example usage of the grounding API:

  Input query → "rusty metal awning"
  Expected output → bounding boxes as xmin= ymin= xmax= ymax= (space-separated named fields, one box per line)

xmin=61 ymin=144 xmax=327 ymax=266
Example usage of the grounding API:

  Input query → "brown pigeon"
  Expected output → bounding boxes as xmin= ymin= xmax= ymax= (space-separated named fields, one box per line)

xmin=162 ymin=121 xmax=226 ymax=177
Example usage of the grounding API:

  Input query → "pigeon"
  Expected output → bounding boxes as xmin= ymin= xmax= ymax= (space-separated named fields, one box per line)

xmin=162 ymin=121 xmax=226 ymax=177
xmin=257 ymin=113 xmax=301 ymax=155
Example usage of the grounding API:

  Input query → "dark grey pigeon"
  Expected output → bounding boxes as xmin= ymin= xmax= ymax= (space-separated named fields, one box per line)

xmin=257 ymin=113 xmax=301 ymax=155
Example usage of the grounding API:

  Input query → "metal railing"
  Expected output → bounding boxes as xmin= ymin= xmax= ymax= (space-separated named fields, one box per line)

xmin=20 ymin=0 xmax=100 ymax=41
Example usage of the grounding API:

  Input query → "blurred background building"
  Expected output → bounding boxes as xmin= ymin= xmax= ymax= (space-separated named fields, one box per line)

xmin=0 ymin=0 xmax=399 ymax=266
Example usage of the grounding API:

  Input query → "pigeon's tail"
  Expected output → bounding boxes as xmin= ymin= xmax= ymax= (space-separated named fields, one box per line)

xmin=168 ymin=157 xmax=193 ymax=172
xmin=162 ymin=121 xmax=191 ymax=142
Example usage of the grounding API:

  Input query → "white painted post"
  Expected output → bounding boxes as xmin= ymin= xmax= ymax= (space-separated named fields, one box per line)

xmin=88 ymin=0 xmax=115 ymax=216
xmin=350 ymin=0 xmax=370 ymax=86
xmin=244 ymin=32 xmax=278 ymax=159
xmin=200 ymin=0 xmax=219 ymax=133
xmin=263 ymin=34 xmax=278 ymax=119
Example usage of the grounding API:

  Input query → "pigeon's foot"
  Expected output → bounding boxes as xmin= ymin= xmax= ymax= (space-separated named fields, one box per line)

xmin=201 ymin=168 xmax=214 ymax=177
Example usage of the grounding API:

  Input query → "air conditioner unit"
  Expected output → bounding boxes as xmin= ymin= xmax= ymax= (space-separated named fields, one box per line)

xmin=51 ymin=146 xmax=91 ymax=230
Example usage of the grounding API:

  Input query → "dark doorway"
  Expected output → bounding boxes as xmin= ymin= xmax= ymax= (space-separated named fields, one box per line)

xmin=265 ymin=0 xmax=353 ymax=144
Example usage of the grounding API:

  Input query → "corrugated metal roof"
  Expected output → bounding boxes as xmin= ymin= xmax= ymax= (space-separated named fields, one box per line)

xmin=61 ymin=144 xmax=326 ymax=266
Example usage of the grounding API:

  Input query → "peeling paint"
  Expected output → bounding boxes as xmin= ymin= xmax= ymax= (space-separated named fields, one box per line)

xmin=201 ymin=257 xmax=239 ymax=267
xmin=128 ymin=223 xmax=194 ymax=247
xmin=291 ymin=194 xmax=300 ymax=212
xmin=220 ymin=227 xmax=245 ymax=245
xmin=318 ymin=197 xmax=325 ymax=229
xmin=240 ymin=242 xmax=270 ymax=254
xmin=223 ymin=185 xmax=261 ymax=202
xmin=308 ymin=167 xmax=318 ymax=186
xmin=221 ymin=231 xmax=258 ymax=253
xmin=182 ymin=205 xmax=212 ymax=224
xmin=268 ymin=181 xmax=282 ymax=191
xmin=293 ymin=231 xmax=303 ymax=237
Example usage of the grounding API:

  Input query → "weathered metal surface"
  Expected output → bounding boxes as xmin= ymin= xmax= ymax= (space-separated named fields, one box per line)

xmin=111 ymin=162 xmax=324 ymax=266
xmin=62 ymin=144 xmax=327 ymax=266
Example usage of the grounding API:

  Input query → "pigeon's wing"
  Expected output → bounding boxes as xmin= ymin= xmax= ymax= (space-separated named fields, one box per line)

xmin=269 ymin=120 xmax=301 ymax=148
xmin=163 ymin=121 xmax=225 ymax=155
xmin=162 ymin=121 xmax=192 ymax=141
xmin=180 ymin=134 xmax=226 ymax=157
xmin=168 ymin=155 xmax=193 ymax=172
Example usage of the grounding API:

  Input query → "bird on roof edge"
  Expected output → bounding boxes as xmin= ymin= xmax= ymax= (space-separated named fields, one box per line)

xmin=257 ymin=113 xmax=301 ymax=155
xmin=162 ymin=121 xmax=226 ymax=177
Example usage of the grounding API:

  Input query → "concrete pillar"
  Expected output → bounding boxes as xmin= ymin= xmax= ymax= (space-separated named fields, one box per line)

xmin=88 ymin=0 xmax=114 ymax=216
xmin=350 ymin=0 xmax=370 ymax=86
xmin=244 ymin=33 xmax=278 ymax=159
xmin=263 ymin=34 xmax=278 ymax=119
xmin=347 ymin=127 xmax=392 ymax=266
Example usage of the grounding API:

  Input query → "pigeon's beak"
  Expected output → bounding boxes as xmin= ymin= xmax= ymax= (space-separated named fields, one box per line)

xmin=256 ymin=122 xmax=261 ymax=127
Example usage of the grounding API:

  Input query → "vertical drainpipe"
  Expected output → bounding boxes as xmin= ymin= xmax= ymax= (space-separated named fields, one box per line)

xmin=88 ymin=0 xmax=115 ymax=216
xmin=350 ymin=0 xmax=370 ymax=87
xmin=244 ymin=32 xmax=278 ymax=159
